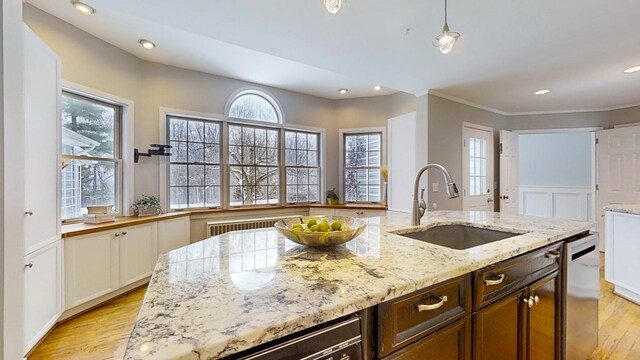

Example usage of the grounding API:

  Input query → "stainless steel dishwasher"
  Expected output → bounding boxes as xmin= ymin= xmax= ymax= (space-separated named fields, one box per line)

xmin=563 ymin=233 xmax=599 ymax=360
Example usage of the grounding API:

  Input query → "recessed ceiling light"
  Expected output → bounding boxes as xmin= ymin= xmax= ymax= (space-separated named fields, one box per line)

xmin=339 ymin=88 xmax=348 ymax=94
xmin=534 ymin=89 xmax=551 ymax=96
xmin=374 ymin=85 xmax=383 ymax=91
xmin=139 ymin=39 xmax=156 ymax=50
xmin=624 ymin=65 xmax=640 ymax=73
xmin=71 ymin=0 xmax=95 ymax=15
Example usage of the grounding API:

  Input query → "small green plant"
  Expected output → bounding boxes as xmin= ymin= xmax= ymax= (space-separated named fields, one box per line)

xmin=327 ymin=189 xmax=339 ymax=205
xmin=131 ymin=195 xmax=162 ymax=215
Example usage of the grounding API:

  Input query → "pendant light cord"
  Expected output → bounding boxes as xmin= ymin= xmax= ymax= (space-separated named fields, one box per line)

xmin=444 ymin=0 xmax=448 ymax=26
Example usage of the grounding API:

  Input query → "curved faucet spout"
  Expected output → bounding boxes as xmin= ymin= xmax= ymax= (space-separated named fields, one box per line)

xmin=412 ymin=164 xmax=459 ymax=226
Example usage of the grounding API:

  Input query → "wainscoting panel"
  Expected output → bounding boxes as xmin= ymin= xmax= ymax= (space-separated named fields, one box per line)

xmin=519 ymin=186 xmax=594 ymax=223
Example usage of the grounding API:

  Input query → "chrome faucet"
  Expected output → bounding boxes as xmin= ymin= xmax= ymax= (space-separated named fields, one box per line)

xmin=412 ymin=164 xmax=459 ymax=226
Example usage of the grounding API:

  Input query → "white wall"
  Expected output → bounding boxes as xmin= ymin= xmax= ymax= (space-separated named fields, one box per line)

xmin=519 ymin=132 xmax=593 ymax=187
xmin=3 ymin=0 xmax=26 ymax=358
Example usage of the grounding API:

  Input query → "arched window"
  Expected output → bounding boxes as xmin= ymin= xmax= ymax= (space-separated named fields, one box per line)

xmin=227 ymin=90 xmax=282 ymax=123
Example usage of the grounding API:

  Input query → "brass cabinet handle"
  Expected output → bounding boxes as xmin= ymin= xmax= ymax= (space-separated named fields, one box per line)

xmin=545 ymin=250 xmax=560 ymax=260
xmin=484 ymin=273 xmax=505 ymax=286
xmin=417 ymin=295 xmax=448 ymax=312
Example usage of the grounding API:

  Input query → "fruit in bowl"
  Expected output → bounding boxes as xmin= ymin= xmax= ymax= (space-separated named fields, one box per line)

xmin=274 ymin=216 xmax=366 ymax=248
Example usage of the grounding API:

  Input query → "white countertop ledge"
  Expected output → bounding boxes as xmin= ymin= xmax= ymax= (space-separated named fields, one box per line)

xmin=604 ymin=204 xmax=640 ymax=215
xmin=125 ymin=211 xmax=590 ymax=360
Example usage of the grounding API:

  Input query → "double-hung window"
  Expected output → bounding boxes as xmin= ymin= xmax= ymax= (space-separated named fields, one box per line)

xmin=165 ymin=89 xmax=323 ymax=210
xmin=168 ymin=116 xmax=222 ymax=209
xmin=228 ymin=124 xmax=280 ymax=206
xmin=343 ymin=132 xmax=382 ymax=203
xmin=285 ymin=130 xmax=321 ymax=203
xmin=61 ymin=91 xmax=122 ymax=220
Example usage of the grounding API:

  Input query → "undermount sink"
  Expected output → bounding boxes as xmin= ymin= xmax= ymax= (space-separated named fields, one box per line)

xmin=396 ymin=224 xmax=521 ymax=250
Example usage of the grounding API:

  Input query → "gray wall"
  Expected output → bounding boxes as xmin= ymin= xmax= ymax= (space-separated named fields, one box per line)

xmin=608 ymin=105 xmax=640 ymax=126
xmin=507 ymin=105 xmax=640 ymax=131
xmin=427 ymin=94 xmax=508 ymax=210
xmin=519 ymin=132 xmax=593 ymax=187
xmin=25 ymin=5 xmax=410 ymax=202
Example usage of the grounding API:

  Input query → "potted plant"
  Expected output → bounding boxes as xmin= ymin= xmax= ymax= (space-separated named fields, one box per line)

xmin=131 ymin=195 xmax=162 ymax=216
xmin=327 ymin=189 xmax=339 ymax=205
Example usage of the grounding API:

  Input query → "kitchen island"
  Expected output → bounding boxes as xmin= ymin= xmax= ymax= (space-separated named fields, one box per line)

xmin=124 ymin=211 xmax=591 ymax=360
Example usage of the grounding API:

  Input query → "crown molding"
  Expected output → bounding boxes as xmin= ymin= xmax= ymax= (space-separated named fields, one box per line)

xmin=427 ymin=90 xmax=509 ymax=116
xmin=425 ymin=90 xmax=640 ymax=117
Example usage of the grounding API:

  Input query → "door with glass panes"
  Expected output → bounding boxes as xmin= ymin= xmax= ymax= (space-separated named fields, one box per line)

xmin=462 ymin=124 xmax=494 ymax=211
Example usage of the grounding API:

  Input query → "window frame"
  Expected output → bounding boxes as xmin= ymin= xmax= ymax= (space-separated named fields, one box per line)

xmin=167 ymin=115 xmax=224 ymax=210
xmin=339 ymin=127 xmax=386 ymax=204
xmin=284 ymin=129 xmax=322 ymax=205
xmin=60 ymin=89 xmax=124 ymax=222
xmin=225 ymin=88 xmax=284 ymax=124
xmin=160 ymin=108 xmax=325 ymax=211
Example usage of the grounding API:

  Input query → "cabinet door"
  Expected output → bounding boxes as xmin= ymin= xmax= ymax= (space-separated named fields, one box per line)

xmin=384 ymin=316 xmax=471 ymax=360
xmin=24 ymin=240 xmax=62 ymax=353
xmin=158 ymin=217 xmax=190 ymax=256
xmin=527 ymin=272 xmax=560 ymax=360
xmin=119 ymin=223 xmax=157 ymax=287
xmin=473 ymin=290 xmax=526 ymax=360
xmin=24 ymin=26 xmax=61 ymax=254
xmin=65 ymin=230 xmax=119 ymax=309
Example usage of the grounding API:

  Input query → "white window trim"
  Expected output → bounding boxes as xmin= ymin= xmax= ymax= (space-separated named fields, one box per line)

xmin=61 ymin=80 xmax=135 ymax=217
xmin=225 ymin=87 xmax=285 ymax=124
xmin=338 ymin=127 xmax=387 ymax=204
xmin=158 ymin=107 xmax=326 ymax=211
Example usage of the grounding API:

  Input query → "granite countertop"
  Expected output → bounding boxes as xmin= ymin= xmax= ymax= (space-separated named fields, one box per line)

xmin=604 ymin=204 xmax=640 ymax=215
xmin=124 ymin=211 xmax=590 ymax=360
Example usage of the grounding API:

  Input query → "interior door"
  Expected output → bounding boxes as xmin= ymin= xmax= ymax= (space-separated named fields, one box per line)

xmin=463 ymin=124 xmax=494 ymax=211
xmin=597 ymin=126 xmax=640 ymax=249
xmin=499 ymin=131 xmax=519 ymax=214
xmin=388 ymin=112 xmax=416 ymax=213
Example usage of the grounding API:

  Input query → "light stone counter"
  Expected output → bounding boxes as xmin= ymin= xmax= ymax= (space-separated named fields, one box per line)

xmin=125 ymin=211 xmax=590 ymax=359
xmin=604 ymin=204 xmax=640 ymax=216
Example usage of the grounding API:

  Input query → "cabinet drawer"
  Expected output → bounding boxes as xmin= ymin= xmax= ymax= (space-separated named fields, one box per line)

xmin=378 ymin=275 xmax=471 ymax=357
xmin=383 ymin=316 xmax=471 ymax=360
xmin=474 ymin=243 xmax=561 ymax=310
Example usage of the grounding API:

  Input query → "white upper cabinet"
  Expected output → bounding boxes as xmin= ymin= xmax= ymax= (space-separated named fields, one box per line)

xmin=24 ymin=26 xmax=61 ymax=255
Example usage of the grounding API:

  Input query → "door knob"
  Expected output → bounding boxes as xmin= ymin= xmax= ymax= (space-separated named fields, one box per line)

xmin=522 ymin=296 xmax=534 ymax=308
xmin=487 ymin=198 xmax=494 ymax=203
xmin=25 ymin=211 xmax=33 ymax=216
xmin=499 ymin=195 xmax=510 ymax=200
xmin=533 ymin=295 xmax=540 ymax=305
xmin=24 ymin=262 xmax=33 ymax=269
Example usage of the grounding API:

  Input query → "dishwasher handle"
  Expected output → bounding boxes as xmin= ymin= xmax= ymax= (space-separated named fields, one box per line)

xmin=571 ymin=244 xmax=597 ymax=261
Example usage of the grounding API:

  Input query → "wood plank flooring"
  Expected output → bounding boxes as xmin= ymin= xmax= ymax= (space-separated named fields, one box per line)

xmin=29 ymin=254 xmax=640 ymax=359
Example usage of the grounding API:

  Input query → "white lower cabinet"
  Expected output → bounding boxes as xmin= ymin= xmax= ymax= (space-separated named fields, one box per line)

xmin=309 ymin=208 xmax=387 ymax=218
xmin=605 ymin=210 xmax=640 ymax=304
xmin=158 ymin=216 xmax=190 ymax=256
xmin=24 ymin=240 xmax=62 ymax=353
xmin=65 ymin=229 xmax=119 ymax=309
xmin=64 ymin=216 xmax=190 ymax=313
xmin=119 ymin=223 xmax=157 ymax=287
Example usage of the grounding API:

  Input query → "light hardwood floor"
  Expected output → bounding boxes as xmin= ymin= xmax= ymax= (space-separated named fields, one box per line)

xmin=29 ymin=254 xmax=640 ymax=359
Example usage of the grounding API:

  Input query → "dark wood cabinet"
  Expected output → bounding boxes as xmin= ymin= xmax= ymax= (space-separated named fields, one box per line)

xmin=527 ymin=271 xmax=560 ymax=360
xmin=473 ymin=290 xmax=526 ymax=360
xmin=383 ymin=316 xmax=471 ymax=360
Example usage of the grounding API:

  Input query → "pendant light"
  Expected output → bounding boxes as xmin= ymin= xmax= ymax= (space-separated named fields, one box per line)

xmin=433 ymin=0 xmax=460 ymax=54
xmin=324 ymin=0 xmax=342 ymax=15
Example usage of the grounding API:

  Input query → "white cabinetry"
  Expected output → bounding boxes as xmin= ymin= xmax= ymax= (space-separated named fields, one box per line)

xmin=605 ymin=210 xmax=640 ymax=304
xmin=158 ymin=216 xmax=191 ymax=255
xmin=65 ymin=229 xmax=119 ymax=309
xmin=309 ymin=207 xmax=386 ymax=218
xmin=23 ymin=26 xmax=62 ymax=354
xmin=119 ymin=223 xmax=157 ymax=287
xmin=24 ymin=241 xmax=62 ymax=352
xmin=64 ymin=217 xmax=190 ymax=315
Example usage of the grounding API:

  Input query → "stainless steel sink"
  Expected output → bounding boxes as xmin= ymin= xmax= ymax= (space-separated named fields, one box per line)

xmin=396 ymin=224 xmax=520 ymax=250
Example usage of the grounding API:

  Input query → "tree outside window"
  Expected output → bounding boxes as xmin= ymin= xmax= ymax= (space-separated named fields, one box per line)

xmin=344 ymin=133 xmax=382 ymax=202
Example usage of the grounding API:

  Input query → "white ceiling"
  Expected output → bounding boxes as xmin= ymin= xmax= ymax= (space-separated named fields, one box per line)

xmin=27 ymin=0 xmax=640 ymax=113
